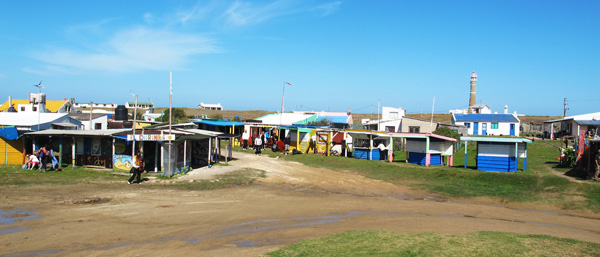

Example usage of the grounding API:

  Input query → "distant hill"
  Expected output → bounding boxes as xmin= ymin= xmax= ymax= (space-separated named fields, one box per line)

xmin=153 ymin=107 xmax=560 ymax=126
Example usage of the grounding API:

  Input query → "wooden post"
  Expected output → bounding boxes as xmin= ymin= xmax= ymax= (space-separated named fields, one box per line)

xmin=425 ymin=137 xmax=430 ymax=166
xmin=464 ymin=140 xmax=468 ymax=168
xmin=72 ymin=137 xmax=76 ymax=168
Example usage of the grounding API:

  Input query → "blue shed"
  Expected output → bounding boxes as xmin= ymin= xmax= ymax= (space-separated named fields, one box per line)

xmin=389 ymin=133 xmax=457 ymax=166
xmin=461 ymin=137 xmax=532 ymax=172
xmin=347 ymin=130 xmax=391 ymax=161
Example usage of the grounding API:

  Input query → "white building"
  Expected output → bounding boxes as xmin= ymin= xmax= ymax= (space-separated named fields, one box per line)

xmin=452 ymin=113 xmax=520 ymax=136
xmin=198 ymin=102 xmax=223 ymax=110
xmin=125 ymin=102 xmax=154 ymax=109
xmin=74 ymin=102 xmax=118 ymax=109
xmin=68 ymin=113 xmax=108 ymax=130
xmin=362 ymin=106 xmax=406 ymax=132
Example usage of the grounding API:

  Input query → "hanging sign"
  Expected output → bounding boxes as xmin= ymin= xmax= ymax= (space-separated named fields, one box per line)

xmin=127 ymin=134 xmax=176 ymax=141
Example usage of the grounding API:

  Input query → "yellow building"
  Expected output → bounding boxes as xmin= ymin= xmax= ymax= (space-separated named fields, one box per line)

xmin=0 ymin=99 xmax=69 ymax=113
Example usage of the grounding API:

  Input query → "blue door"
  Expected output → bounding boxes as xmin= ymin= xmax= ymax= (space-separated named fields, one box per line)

xmin=510 ymin=124 xmax=515 ymax=136
xmin=482 ymin=123 xmax=487 ymax=135
xmin=473 ymin=122 xmax=479 ymax=135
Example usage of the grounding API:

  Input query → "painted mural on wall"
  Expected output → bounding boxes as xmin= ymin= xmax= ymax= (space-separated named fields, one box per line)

xmin=76 ymin=155 xmax=112 ymax=168
xmin=113 ymin=154 xmax=133 ymax=171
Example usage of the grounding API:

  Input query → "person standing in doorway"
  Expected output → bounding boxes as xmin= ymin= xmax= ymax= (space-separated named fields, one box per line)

xmin=128 ymin=151 xmax=144 ymax=184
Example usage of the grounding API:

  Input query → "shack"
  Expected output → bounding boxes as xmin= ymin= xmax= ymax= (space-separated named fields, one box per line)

xmin=461 ymin=136 xmax=532 ymax=172
xmin=24 ymin=129 xmax=130 ymax=168
xmin=346 ymin=130 xmax=391 ymax=161
xmin=390 ymin=133 xmax=456 ymax=166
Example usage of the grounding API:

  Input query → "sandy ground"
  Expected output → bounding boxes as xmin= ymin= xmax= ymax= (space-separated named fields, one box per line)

xmin=2 ymin=151 xmax=600 ymax=257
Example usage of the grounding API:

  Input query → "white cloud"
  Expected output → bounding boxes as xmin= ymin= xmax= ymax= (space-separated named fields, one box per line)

xmin=312 ymin=1 xmax=342 ymax=16
xmin=224 ymin=0 xmax=296 ymax=27
xmin=27 ymin=27 xmax=221 ymax=74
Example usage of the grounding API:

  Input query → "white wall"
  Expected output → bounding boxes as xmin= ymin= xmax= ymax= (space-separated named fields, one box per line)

xmin=455 ymin=121 xmax=520 ymax=136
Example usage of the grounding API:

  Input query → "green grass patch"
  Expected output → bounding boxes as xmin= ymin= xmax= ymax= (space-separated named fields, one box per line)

xmin=0 ymin=164 xmax=122 ymax=186
xmin=267 ymin=230 xmax=598 ymax=257
xmin=274 ymin=140 xmax=600 ymax=212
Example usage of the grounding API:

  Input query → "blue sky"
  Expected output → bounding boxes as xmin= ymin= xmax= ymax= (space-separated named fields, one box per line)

xmin=0 ymin=0 xmax=598 ymax=116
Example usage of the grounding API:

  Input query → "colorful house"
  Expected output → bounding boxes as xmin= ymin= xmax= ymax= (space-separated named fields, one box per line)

xmin=390 ymin=133 xmax=456 ymax=166
xmin=461 ymin=136 xmax=532 ymax=172
xmin=346 ymin=130 xmax=391 ymax=161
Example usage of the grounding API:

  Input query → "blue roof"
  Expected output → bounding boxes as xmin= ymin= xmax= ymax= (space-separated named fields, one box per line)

xmin=454 ymin=114 xmax=519 ymax=122
xmin=318 ymin=116 xmax=348 ymax=124
xmin=575 ymin=120 xmax=600 ymax=125
xmin=193 ymin=119 xmax=244 ymax=127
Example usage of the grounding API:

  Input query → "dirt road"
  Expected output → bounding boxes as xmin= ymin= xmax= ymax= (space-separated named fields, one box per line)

xmin=2 ymin=152 xmax=600 ymax=256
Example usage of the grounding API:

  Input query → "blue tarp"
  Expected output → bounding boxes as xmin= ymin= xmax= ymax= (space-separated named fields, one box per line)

xmin=0 ymin=126 xmax=19 ymax=140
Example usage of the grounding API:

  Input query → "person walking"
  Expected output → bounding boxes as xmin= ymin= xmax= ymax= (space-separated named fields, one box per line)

xmin=254 ymin=134 xmax=263 ymax=155
xmin=128 ymin=151 xmax=144 ymax=184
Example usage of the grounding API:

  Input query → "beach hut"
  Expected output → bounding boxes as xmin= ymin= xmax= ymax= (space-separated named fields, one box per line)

xmin=346 ymin=130 xmax=391 ymax=161
xmin=461 ymin=136 xmax=532 ymax=172
xmin=390 ymin=133 xmax=457 ymax=166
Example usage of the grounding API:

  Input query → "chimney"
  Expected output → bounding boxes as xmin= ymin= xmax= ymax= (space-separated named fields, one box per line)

xmin=504 ymin=105 xmax=508 ymax=114
xmin=8 ymin=96 xmax=12 ymax=107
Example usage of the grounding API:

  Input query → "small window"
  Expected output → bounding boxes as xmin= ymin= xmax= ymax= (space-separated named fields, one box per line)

xmin=32 ymin=106 xmax=37 ymax=111
xmin=95 ymin=123 xmax=102 ymax=130
xmin=385 ymin=126 xmax=395 ymax=132
xmin=491 ymin=123 xmax=499 ymax=129
xmin=465 ymin=123 xmax=471 ymax=128
xmin=409 ymin=126 xmax=420 ymax=133
xmin=21 ymin=107 xmax=25 ymax=111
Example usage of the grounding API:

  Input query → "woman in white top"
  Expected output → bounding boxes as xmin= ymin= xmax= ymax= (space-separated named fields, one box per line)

xmin=27 ymin=154 xmax=40 ymax=170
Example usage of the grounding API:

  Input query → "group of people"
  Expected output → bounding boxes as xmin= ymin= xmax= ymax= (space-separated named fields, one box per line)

xmin=25 ymin=146 xmax=60 ymax=172
xmin=242 ymin=130 xmax=291 ymax=156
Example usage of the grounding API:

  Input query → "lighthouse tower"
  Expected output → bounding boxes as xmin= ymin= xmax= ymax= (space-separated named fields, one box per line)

xmin=468 ymin=71 xmax=477 ymax=113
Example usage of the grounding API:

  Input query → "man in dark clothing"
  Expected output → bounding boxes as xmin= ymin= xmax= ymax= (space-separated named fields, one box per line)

xmin=128 ymin=151 xmax=144 ymax=184
xmin=284 ymin=134 xmax=291 ymax=155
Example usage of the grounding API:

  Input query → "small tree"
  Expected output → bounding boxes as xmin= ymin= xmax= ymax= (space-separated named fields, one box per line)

xmin=158 ymin=108 xmax=187 ymax=123
xmin=433 ymin=127 xmax=460 ymax=141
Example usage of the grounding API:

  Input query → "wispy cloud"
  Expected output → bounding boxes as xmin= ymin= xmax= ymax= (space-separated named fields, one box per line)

xmin=312 ymin=1 xmax=342 ymax=16
xmin=24 ymin=0 xmax=339 ymax=75
xmin=27 ymin=26 xmax=221 ymax=74
xmin=223 ymin=0 xmax=297 ymax=27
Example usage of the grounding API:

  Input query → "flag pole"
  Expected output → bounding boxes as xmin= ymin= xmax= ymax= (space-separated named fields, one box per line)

xmin=280 ymin=82 xmax=285 ymax=125
xmin=168 ymin=72 xmax=172 ymax=176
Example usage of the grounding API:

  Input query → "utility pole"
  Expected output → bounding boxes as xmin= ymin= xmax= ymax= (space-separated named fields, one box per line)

xmin=563 ymin=98 xmax=567 ymax=118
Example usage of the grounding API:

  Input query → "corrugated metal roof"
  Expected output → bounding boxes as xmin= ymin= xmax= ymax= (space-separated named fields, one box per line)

xmin=192 ymin=119 xmax=244 ymax=127
xmin=454 ymin=114 xmax=519 ymax=122
xmin=318 ymin=115 xmax=348 ymax=124
xmin=574 ymin=120 xmax=600 ymax=125
xmin=25 ymin=129 xmax=130 ymax=136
